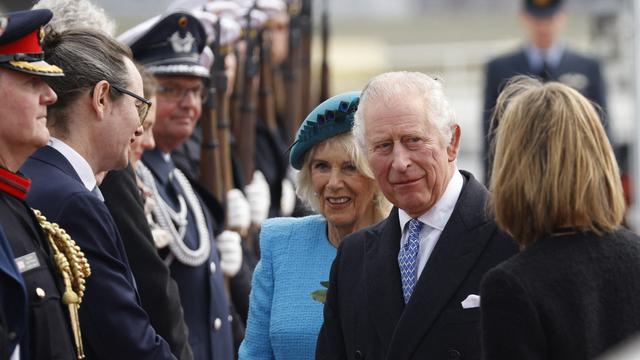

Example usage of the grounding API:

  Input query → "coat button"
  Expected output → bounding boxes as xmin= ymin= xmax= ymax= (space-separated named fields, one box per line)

xmin=213 ymin=318 xmax=222 ymax=331
xmin=8 ymin=332 xmax=16 ymax=340
xmin=227 ymin=314 xmax=233 ymax=322
xmin=35 ymin=287 xmax=46 ymax=299
xmin=448 ymin=349 xmax=461 ymax=359
xmin=354 ymin=350 xmax=363 ymax=359
xmin=210 ymin=262 xmax=216 ymax=274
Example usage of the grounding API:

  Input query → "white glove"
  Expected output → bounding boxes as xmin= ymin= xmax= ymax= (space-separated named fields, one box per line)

xmin=216 ymin=230 xmax=243 ymax=277
xmin=245 ymin=170 xmax=271 ymax=226
xmin=226 ymin=188 xmax=251 ymax=232
xmin=280 ymin=178 xmax=296 ymax=216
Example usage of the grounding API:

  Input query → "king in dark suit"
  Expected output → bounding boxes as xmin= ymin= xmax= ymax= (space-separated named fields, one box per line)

xmin=482 ymin=0 xmax=608 ymax=183
xmin=316 ymin=71 xmax=517 ymax=360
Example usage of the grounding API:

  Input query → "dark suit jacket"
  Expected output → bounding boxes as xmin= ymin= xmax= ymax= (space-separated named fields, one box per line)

xmin=100 ymin=166 xmax=193 ymax=360
xmin=0 ymin=191 xmax=75 ymax=359
xmin=316 ymin=171 xmax=517 ymax=360
xmin=21 ymin=146 xmax=175 ymax=360
xmin=482 ymin=47 xmax=607 ymax=181
xmin=480 ymin=227 xmax=640 ymax=360
xmin=0 ymin=226 xmax=26 ymax=359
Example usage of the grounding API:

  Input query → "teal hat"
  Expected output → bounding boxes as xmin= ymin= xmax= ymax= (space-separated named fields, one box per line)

xmin=289 ymin=91 xmax=360 ymax=170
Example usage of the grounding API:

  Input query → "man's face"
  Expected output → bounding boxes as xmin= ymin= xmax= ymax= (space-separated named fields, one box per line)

xmin=105 ymin=57 xmax=145 ymax=171
xmin=0 ymin=68 xmax=57 ymax=170
xmin=152 ymin=75 xmax=204 ymax=152
xmin=521 ymin=11 xmax=567 ymax=50
xmin=364 ymin=95 xmax=459 ymax=218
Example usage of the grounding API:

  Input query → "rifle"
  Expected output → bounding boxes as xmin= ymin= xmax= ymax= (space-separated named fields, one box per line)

xmin=259 ymin=24 xmax=279 ymax=136
xmin=299 ymin=0 xmax=313 ymax=114
xmin=319 ymin=0 xmax=330 ymax=103
xmin=199 ymin=18 xmax=224 ymax=202
xmin=212 ymin=18 xmax=234 ymax=200
xmin=233 ymin=4 xmax=260 ymax=184
xmin=283 ymin=0 xmax=302 ymax=144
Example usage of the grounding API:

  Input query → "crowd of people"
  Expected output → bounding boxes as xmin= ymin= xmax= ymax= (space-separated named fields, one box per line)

xmin=1 ymin=0 xmax=640 ymax=359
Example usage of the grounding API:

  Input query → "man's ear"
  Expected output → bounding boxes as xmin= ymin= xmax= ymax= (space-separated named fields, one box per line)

xmin=447 ymin=124 xmax=461 ymax=162
xmin=91 ymin=80 xmax=110 ymax=119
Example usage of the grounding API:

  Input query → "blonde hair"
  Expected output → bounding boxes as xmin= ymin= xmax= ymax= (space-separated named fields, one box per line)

xmin=296 ymin=132 xmax=390 ymax=222
xmin=490 ymin=76 xmax=624 ymax=247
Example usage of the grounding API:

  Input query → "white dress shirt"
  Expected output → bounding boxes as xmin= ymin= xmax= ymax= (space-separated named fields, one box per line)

xmin=398 ymin=168 xmax=463 ymax=279
xmin=49 ymin=137 xmax=97 ymax=192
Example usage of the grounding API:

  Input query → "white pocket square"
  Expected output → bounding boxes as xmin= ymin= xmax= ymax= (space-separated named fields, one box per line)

xmin=461 ymin=294 xmax=480 ymax=309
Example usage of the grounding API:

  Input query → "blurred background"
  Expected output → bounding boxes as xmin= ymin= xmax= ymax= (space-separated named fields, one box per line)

xmin=2 ymin=0 xmax=638 ymax=226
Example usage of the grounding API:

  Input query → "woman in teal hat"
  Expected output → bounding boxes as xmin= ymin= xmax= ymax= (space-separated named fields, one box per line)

xmin=239 ymin=92 xmax=390 ymax=359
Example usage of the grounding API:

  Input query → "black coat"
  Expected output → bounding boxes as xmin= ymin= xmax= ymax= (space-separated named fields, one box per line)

xmin=0 ymin=225 xmax=25 ymax=359
xmin=21 ymin=146 xmax=175 ymax=360
xmin=100 ymin=166 xmax=193 ymax=360
xmin=480 ymin=227 xmax=640 ymax=360
xmin=0 ymin=189 xmax=75 ymax=360
xmin=316 ymin=171 xmax=517 ymax=360
xmin=482 ymin=47 xmax=607 ymax=181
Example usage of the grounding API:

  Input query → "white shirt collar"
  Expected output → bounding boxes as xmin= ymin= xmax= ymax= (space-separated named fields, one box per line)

xmin=49 ymin=137 xmax=96 ymax=192
xmin=162 ymin=152 xmax=172 ymax=163
xmin=398 ymin=168 xmax=463 ymax=232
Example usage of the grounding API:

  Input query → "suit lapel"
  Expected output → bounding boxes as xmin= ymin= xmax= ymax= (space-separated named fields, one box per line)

xmin=365 ymin=207 xmax=405 ymax=346
xmin=387 ymin=173 xmax=494 ymax=357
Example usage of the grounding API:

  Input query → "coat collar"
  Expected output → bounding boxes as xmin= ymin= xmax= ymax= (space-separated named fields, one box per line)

xmin=141 ymin=149 xmax=175 ymax=186
xmin=365 ymin=171 xmax=495 ymax=356
xmin=29 ymin=145 xmax=84 ymax=186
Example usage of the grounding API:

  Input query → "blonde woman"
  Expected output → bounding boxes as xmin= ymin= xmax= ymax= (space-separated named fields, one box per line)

xmin=481 ymin=76 xmax=640 ymax=360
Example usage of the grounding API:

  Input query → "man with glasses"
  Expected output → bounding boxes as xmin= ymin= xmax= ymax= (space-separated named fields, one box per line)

xmin=20 ymin=28 xmax=176 ymax=359
xmin=120 ymin=11 xmax=236 ymax=360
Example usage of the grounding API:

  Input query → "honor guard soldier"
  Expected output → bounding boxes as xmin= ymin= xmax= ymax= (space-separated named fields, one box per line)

xmin=120 ymin=11 xmax=236 ymax=360
xmin=0 ymin=8 xmax=91 ymax=360
xmin=482 ymin=0 xmax=608 ymax=182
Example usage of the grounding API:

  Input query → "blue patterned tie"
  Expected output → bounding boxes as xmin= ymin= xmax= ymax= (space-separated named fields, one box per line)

xmin=398 ymin=218 xmax=423 ymax=304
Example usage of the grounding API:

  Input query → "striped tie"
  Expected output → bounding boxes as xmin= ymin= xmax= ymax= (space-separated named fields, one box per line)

xmin=398 ymin=218 xmax=423 ymax=304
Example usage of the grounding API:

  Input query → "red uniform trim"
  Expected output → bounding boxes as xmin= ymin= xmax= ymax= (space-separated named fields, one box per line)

xmin=0 ymin=167 xmax=30 ymax=200
xmin=0 ymin=29 xmax=42 ymax=56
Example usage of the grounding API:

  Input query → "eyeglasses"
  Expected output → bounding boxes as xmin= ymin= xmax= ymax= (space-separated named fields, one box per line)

xmin=111 ymin=84 xmax=152 ymax=126
xmin=156 ymin=85 xmax=208 ymax=103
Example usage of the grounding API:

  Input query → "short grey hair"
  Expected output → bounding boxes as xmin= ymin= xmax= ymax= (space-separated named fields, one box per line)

xmin=42 ymin=29 xmax=133 ymax=135
xmin=33 ymin=0 xmax=117 ymax=36
xmin=296 ymin=132 xmax=390 ymax=222
xmin=353 ymin=71 xmax=457 ymax=152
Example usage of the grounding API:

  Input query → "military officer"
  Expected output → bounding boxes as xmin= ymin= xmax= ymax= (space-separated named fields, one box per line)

xmin=482 ymin=0 xmax=608 ymax=182
xmin=120 ymin=11 xmax=236 ymax=360
xmin=0 ymin=8 xmax=88 ymax=360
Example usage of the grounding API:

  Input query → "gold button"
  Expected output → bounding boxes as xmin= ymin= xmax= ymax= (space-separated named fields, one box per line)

xmin=35 ymin=287 xmax=46 ymax=299
xmin=213 ymin=318 xmax=222 ymax=331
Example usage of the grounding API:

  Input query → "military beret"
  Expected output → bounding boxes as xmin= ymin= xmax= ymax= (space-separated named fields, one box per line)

xmin=120 ymin=11 xmax=209 ymax=78
xmin=0 ymin=9 xmax=64 ymax=76
xmin=524 ymin=0 xmax=564 ymax=18
xmin=290 ymin=91 xmax=360 ymax=170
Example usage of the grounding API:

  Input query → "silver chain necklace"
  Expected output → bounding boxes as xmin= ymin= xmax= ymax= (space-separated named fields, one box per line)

xmin=136 ymin=161 xmax=210 ymax=266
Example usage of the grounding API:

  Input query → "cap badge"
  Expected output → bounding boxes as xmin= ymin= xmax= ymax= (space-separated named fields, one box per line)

xmin=169 ymin=31 xmax=195 ymax=53
xmin=38 ymin=26 xmax=45 ymax=46
xmin=0 ymin=16 xmax=7 ymax=38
